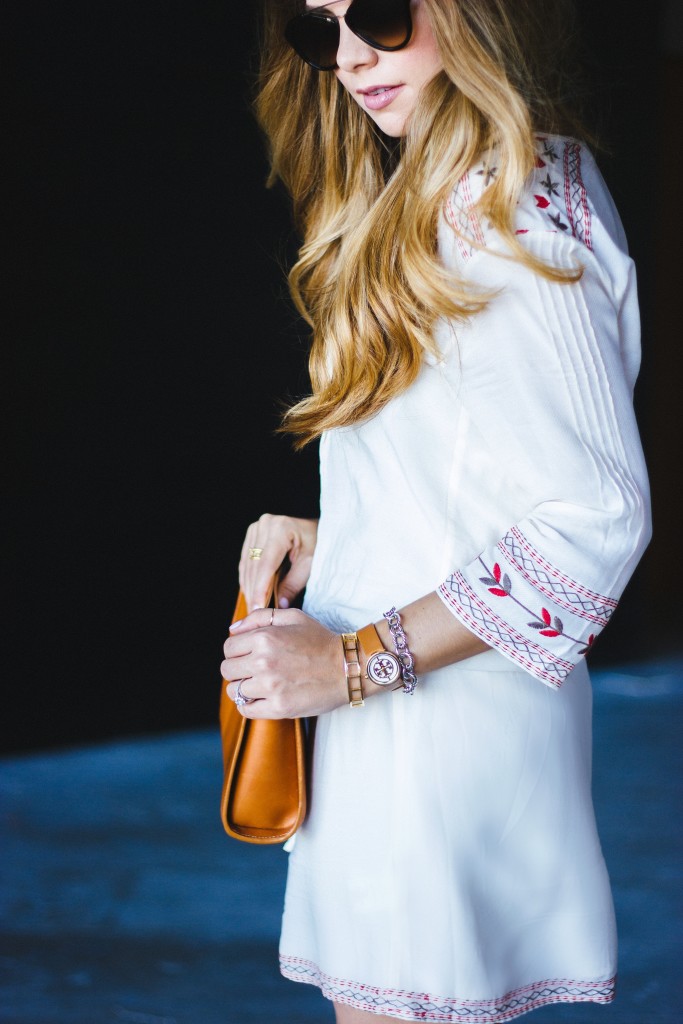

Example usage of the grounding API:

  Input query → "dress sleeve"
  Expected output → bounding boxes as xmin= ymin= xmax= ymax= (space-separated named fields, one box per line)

xmin=436 ymin=229 xmax=651 ymax=688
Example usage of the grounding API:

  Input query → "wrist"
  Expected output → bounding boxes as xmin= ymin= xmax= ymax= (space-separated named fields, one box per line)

xmin=338 ymin=613 xmax=420 ymax=706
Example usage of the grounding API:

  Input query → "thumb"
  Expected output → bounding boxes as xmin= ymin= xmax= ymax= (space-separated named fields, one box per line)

xmin=277 ymin=560 xmax=312 ymax=608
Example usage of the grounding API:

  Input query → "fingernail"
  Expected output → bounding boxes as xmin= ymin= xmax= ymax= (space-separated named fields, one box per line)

xmin=229 ymin=619 xmax=243 ymax=631
xmin=278 ymin=597 xmax=289 ymax=608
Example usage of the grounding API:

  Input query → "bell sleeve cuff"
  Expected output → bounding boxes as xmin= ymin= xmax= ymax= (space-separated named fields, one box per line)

xmin=438 ymin=528 xmax=616 ymax=688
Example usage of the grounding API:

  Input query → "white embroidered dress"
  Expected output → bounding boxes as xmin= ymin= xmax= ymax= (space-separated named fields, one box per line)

xmin=279 ymin=137 xmax=651 ymax=1022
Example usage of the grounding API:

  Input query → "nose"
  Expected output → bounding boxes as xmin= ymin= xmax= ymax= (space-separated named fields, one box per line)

xmin=335 ymin=21 xmax=378 ymax=72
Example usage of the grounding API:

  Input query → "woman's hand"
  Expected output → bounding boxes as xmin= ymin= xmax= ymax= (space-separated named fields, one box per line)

xmin=221 ymin=607 xmax=347 ymax=719
xmin=239 ymin=514 xmax=318 ymax=612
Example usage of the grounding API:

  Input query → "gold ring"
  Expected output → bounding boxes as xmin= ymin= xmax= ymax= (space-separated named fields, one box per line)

xmin=248 ymin=547 xmax=263 ymax=560
xmin=269 ymin=608 xmax=275 ymax=626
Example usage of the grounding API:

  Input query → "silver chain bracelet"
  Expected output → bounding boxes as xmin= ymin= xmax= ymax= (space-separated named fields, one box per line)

xmin=383 ymin=607 xmax=418 ymax=695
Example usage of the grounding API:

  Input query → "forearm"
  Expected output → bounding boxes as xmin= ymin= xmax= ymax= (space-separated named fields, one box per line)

xmin=361 ymin=591 xmax=490 ymax=698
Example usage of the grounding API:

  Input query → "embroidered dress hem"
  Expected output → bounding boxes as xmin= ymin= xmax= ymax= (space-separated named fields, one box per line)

xmin=280 ymin=956 xmax=616 ymax=1023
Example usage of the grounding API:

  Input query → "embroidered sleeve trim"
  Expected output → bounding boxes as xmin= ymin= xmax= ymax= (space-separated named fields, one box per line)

xmin=438 ymin=574 xmax=574 ymax=688
xmin=500 ymin=527 xmax=616 ymax=626
xmin=439 ymin=520 xmax=622 ymax=684
xmin=281 ymin=955 xmax=616 ymax=1022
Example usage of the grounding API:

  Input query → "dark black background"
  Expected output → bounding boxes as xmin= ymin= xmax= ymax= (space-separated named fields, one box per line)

xmin=6 ymin=1 xmax=675 ymax=753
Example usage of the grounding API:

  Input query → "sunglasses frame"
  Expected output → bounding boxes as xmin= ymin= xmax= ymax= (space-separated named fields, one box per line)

xmin=284 ymin=0 xmax=413 ymax=72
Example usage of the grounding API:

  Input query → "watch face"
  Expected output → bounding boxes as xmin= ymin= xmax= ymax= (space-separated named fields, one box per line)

xmin=367 ymin=651 xmax=401 ymax=686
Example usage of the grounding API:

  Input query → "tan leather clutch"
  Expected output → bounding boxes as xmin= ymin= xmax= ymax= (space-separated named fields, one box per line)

xmin=219 ymin=580 xmax=307 ymax=844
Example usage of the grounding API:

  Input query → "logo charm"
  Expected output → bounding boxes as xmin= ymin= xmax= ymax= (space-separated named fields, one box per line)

xmin=366 ymin=651 xmax=401 ymax=686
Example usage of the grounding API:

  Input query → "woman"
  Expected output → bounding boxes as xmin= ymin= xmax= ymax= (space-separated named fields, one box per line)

xmin=221 ymin=0 xmax=651 ymax=1019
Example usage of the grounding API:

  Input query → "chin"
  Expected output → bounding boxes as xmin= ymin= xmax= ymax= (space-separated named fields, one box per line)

xmin=367 ymin=111 xmax=409 ymax=138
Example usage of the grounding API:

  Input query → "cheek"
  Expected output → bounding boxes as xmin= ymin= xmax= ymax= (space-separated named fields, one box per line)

xmin=417 ymin=55 xmax=443 ymax=90
xmin=335 ymin=70 xmax=358 ymax=96
xmin=410 ymin=4 xmax=443 ymax=78
xmin=334 ymin=70 xmax=369 ymax=115
xmin=334 ymin=70 xmax=352 ymax=94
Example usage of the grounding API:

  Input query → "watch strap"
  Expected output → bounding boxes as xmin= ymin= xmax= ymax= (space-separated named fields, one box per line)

xmin=357 ymin=623 xmax=401 ymax=687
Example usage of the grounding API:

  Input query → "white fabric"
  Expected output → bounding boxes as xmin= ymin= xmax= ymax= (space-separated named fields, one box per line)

xmin=279 ymin=136 xmax=651 ymax=1021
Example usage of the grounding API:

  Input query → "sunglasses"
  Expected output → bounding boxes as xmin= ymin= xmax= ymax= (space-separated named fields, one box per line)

xmin=284 ymin=0 xmax=413 ymax=72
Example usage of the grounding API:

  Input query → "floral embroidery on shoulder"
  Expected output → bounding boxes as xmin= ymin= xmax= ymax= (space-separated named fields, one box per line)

xmin=444 ymin=135 xmax=593 ymax=261
xmin=516 ymin=135 xmax=593 ymax=250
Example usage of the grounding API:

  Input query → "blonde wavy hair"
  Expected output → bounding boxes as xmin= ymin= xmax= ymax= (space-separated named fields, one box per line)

xmin=255 ymin=0 xmax=587 ymax=446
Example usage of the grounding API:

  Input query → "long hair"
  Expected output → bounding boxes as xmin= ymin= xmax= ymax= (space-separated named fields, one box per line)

xmin=255 ymin=0 xmax=587 ymax=446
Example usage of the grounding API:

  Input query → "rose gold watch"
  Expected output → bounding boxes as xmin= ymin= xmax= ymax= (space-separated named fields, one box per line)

xmin=357 ymin=623 xmax=402 ymax=687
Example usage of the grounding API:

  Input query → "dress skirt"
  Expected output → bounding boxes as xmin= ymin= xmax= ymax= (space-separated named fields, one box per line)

xmin=279 ymin=652 xmax=617 ymax=1021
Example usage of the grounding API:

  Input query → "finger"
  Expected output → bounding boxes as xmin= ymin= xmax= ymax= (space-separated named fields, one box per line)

xmin=234 ymin=697 xmax=287 ymax=721
xmin=240 ymin=519 xmax=286 ymax=612
xmin=222 ymin=617 xmax=273 ymax=681
xmin=224 ymin=679 xmax=260 ymax=703
xmin=229 ymin=606 xmax=301 ymax=633
xmin=247 ymin=555 xmax=281 ymax=611
xmin=221 ymin=639 xmax=252 ymax=670
xmin=222 ymin=624 xmax=280 ymax=674
xmin=239 ymin=523 xmax=281 ymax=606
xmin=220 ymin=651 xmax=252 ymax=681
xmin=277 ymin=558 xmax=313 ymax=608
xmin=238 ymin=522 xmax=259 ymax=593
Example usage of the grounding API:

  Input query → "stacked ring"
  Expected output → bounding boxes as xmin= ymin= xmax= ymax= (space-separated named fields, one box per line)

xmin=248 ymin=547 xmax=264 ymax=560
xmin=233 ymin=680 xmax=256 ymax=707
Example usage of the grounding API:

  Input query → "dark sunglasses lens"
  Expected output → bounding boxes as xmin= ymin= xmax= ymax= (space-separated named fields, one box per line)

xmin=347 ymin=0 xmax=411 ymax=49
xmin=285 ymin=14 xmax=340 ymax=70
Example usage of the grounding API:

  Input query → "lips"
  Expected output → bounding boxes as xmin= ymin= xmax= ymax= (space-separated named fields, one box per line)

xmin=357 ymin=84 xmax=403 ymax=111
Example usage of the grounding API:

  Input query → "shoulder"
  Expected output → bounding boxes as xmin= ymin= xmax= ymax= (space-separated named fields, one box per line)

xmin=441 ymin=134 xmax=629 ymax=269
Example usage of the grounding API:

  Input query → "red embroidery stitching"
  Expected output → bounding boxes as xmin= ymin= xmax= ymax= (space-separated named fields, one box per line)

xmin=507 ymin=526 xmax=616 ymax=608
xmin=563 ymin=142 xmax=574 ymax=236
xmin=497 ymin=536 xmax=613 ymax=628
xmin=445 ymin=193 xmax=476 ymax=262
xmin=478 ymin=556 xmax=586 ymax=648
xmin=461 ymin=172 xmax=486 ymax=247
xmin=438 ymin=576 xmax=573 ymax=686
xmin=562 ymin=140 xmax=592 ymax=251
xmin=441 ymin=523 xmax=615 ymax=675
xmin=444 ymin=170 xmax=487 ymax=262
xmin=446 ymin=136 xmax=596 ymax=258
xmin=281 ymin=955 xmax=616 ymax=1022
